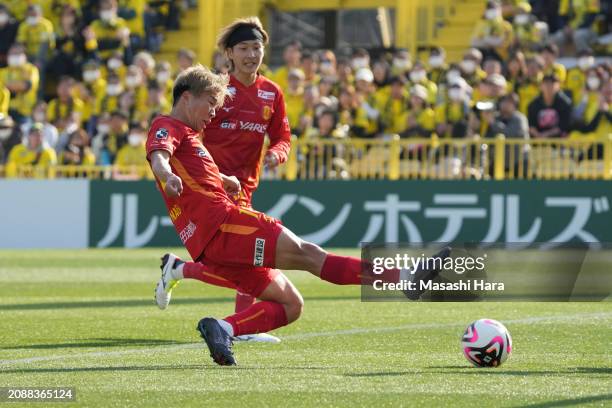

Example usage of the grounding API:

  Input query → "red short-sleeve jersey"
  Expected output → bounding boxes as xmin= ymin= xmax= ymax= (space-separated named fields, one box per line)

xmin=146 ymin=115 xmax=233 ymax=260
xmin=203 ymin=74 xmax=291 ymax=202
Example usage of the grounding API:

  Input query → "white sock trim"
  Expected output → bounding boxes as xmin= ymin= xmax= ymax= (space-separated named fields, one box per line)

xmin=218 ymin=319 xmax=234 ymax=337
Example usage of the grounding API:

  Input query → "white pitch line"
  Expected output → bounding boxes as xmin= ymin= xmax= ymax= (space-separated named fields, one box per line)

xmin=0 ymin=311 xmax=610 ymax=367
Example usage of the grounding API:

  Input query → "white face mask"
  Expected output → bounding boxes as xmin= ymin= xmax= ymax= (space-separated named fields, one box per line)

xmin=485 ymin=8 xmax=500 ymax=20
xmin=429 ymin=55 xmax=444 ymax=68
xmin=156 ymin=71 xmax=170 ymax=83
xmin=33 ymin=112 xmax=45 ymax=122
xmin=0 ymin=13 xmax=9 ymax=25
xmin=100 ymin=10 xmax=115 ymax=22
xmin=106 ymin=84 xmax=122 ymax=96
xmin=586 ymin=76 xmax=600 ymax=90
xmin=351 ymin=57 xmax=369 ymax=70
xmin=125 ymin=75 xmax=140 ymax=88
xmin=8 ymin=54 xmax=25 ymax=67
xmin=393 ymin=58 xmax=410 ymax=70
xmin=446 ymin=70 xmax=461 ymax=84
xmin=320 ymin=61 xmax=334 ymax=75
xmin=461 ymin=59 xmax=477 ymax=74
xmin=26 ymin=16 xmax=39 ymax=26
xmin=83 ymin=70 xmax=100 ymax=82
xmin=97 ymin=123 xmax=110 ymax=134
xmin=128 ymin=133 xmax=144 ymax=146
xmin=448 ymin=88 xmax=463 ymax=101
xmin=0 ymin=128 xmax=12 ymax=140
xmin=514 ymin=14 xmax=529 ymax=25
xmin=410 ymin=70 xmax=426 ymax=83
xmin=578 ymin=57 xmax=594 ymax=71
xmin=107 ymin=58 xmax=122 ymax=70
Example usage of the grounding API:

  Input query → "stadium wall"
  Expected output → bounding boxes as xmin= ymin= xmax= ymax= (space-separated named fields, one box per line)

xmin=1 ymin=180 xmax=611 ymax=249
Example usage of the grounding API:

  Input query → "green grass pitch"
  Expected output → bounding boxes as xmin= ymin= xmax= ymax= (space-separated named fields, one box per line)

xmin=0 ymin=249 xmax=610 ymax=407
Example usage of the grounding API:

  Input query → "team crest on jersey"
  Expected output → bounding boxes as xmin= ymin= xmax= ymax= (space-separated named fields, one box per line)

xmin=257 ymin=89 xmax=275 ymax=101
xmin=227 ymin=86 xmax=236 ymax=96
xmin=155 ymin=128 xmax=168 ymax=139
xmin=262 ymin=105 xmax=272 ymax=120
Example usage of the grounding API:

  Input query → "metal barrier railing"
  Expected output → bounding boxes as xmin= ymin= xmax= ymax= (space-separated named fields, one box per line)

xmin=1 ymin=135 xmax=611 ymax=181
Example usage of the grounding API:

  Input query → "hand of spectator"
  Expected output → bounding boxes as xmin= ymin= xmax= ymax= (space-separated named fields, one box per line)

xmin=164 ymin=173 xmax=183 ymax=198
xmin=529 ymin=127 xmax=542 ymax=138
xmin=598 ymin=95 xmax=609 ymax=112
xmin=264 ymin=151 xmax=279 ymax=169
xmin=82 ymin=26 xmax=96 ymax=41
xmin=117 ymin=27 xmax=130 ymax=44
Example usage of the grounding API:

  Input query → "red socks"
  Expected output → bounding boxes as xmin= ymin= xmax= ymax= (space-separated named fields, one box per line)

xmin=319 ymin=254 xmax=399 ymax=285
xmin=224 ymin=301 xmax=288 ymax=337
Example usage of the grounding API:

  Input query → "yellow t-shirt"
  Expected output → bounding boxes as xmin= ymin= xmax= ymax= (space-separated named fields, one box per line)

xmin=91 ymin=17 xmax=129 ymax=60
xmin=382 ymin=96 xmax=409 ymax=134
xmin=46 ymin=97 xmax=86 ymax=128
xmin=559 ymin=0 xmax=600 ymax=29
xmin=95 ymin=94 xmax=120 ymax=116
xmin=17 ymin=18 xmax=55 ymax=58
xmin=115 ymin=144 xmax=145 ymax=166
xmin=285 ymin=91 xmax=304 ymax=130
xmin=0 ymin=63 xmax=40 ymax=116
xmin=5 ymin=144 xmax=57 ymax=177
xmin=517 ymin=79 xmax=542 ymax=115
xmin=118 ymin=0 xmax=146 ymax=37
xmin=565 ymin=67 xmax=586 ymax=105
xmin=398 ymin=107 xmax=436 ymax=136
xmin=543 ymin=63 xmax=567 ymax=84
xmin=0 ymin=85 xmax=9 ymax=116
xmin=471 ymin=18 xmax=514 ymax=59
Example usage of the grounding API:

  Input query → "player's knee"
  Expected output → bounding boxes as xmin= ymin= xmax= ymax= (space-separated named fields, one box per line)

xmin=284 ymin=291 xmax=304 ymax=323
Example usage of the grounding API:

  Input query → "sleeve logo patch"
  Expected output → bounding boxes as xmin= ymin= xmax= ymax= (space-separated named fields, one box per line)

xmin=155 ymin=128 xmax=169 ymax=139
xmin=257 ymin=89 xmax=275 ymax=101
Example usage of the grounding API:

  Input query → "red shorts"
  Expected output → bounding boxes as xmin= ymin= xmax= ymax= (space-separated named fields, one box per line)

xmin=197 ymin=260 xmax=281 ymax=298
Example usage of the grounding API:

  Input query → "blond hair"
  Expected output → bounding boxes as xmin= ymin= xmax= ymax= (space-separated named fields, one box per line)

xmin=172 ymin=64 xmax=230 ymax=108
xmin=216 ymin=16 xmax=269 ymax=51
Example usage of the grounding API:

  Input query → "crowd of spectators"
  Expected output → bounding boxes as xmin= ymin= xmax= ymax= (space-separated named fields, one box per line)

xmin=0 ymin=0 xmax=610 ymax=179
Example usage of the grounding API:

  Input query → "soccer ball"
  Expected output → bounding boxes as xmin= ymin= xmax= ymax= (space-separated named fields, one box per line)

xmin=461 ymin=319 xmax=512 ymax=367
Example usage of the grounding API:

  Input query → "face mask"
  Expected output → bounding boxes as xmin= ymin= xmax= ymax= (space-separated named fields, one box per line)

xmin=125 ymin=76 xmax=140 ymax=88
xmin=7 ymin=54 xmax=25 ymax=67
xmin=106 ymin=84 xmax=122 ymax=96
xmin=97 ymin=123 xmax=110 ymax=134
xmin=351 ymin=57 xmax=369 ymax=70
xmin=393 ymin=58 xmax=410 ymax=70
xmin=586 ymin=76 xmax=600 ymax=90
xmin=26 ymin=16 xmax=38 ymax=26
xmin=514 ymin=14 xmax=529 ymax=25
xmin=100 ymin=10 xmax=114 ymax=22
xmin=156 ymin=71 xmax=170 ymax=83
xmin=83 ymin=70 xmax=100 ymax=82
xmin=410 ymin=70 xmax=426 ymax=83
xmin=461 ymin=59 xmax=476 ymax=74
xmin=320 ymin=61 xmax=333 ymax=74
xmin=0 ymin=13 xmax=9 ymax=25
xmin=128 ymin=133 xmax=143 ymax=146
xmin=33 ymin=112 xmax=45 ymax=122
xmin=485 ymin=8 xmax=500 ymax=20
xmin=107 ymin=58 xmax=122 ymax=70
xmin=578 ymin=57 xmax=594 ymax=71
xmin=446 ymin=70 xmax=461 ymax=83
xmin=448 ymin=88 xmax=463 ymax=101
xmin=0 ymin=128 xmax=12 ymax=140
xmin=429 ymin=55 xmax=444 ymax=68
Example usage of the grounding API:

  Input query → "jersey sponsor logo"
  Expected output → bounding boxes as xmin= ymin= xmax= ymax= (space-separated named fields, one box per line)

xmin=169 ymin=205 xmax=182 ymax=222
xmin=239 ymin=121 xmax=267 ymax=134
xmin=227 ymin=86 xmax=236 ymax=96
xmin=262 ymin=105 xmax=272 ymax=120
xmin=257 ymin=89 xmax=275 ymax=101
xmin=220 ymin=120 xmax=237 ymax=130
xmin=179 ymin=221 xmax=197 ymax=244
xmin=155 ymin=128 xmax=169 ymax=139
xmin=196 ymin=147 xmax=207 ymax=158
xmin=254 ymin=238 xmax=265 ymax=266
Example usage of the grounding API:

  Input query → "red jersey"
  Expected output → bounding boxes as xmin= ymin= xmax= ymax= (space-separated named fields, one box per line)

xmin=146 ymin=115 xmax=233 ymax=261
xmin=203 ymin=74 xmax=291 ymax=203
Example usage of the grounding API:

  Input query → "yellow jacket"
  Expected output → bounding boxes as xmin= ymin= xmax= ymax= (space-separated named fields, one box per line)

xmin=5 ymin=144 xmax=57 ymax=177
xmin=0 ymin=63 xmax=39 ymax=116
xmin=17 ymin=17 xmax=55 ymax=58
xmin=0 ymin=85 xmax=9 ymax=116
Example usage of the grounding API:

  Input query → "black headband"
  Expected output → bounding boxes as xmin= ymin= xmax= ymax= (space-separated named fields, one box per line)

xmin=226 ymin=25 xmax=264 ymax=48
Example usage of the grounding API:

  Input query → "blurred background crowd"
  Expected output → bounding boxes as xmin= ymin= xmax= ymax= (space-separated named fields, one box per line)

xmin=0 ymin=0 xmax=609 ymax=179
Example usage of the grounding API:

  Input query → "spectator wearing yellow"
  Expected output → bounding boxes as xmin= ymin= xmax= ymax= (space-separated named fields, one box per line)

xmin=137 ymin=82 xmax=170 ymax=123
xmin=336 ymin=58 xmax=355 ymax=90
xmin=371 ymin=59 xmax=391 ymax=108
xmin=540 ymin=43 xmax=566 ymax=84
xmin=102 ymin=50 xmax=127 ymax=81
xmin=95 ymin=73 xmax=123 ymax=116
xmin=124 ymin=64 xmax=148 ymax=113
xmin=59 ymin=128 xmax=95 ymax=166
xmin=90 ymin=0 xmax=130 ymax=61
xmin=505 ymin=52 xmax=527 ymax=93
xmin=0 ymin=5 xmax=19 ymax=67
xmin=301 ymin=50 xmax=320 ymax=87
xmin=354 ymin=67 xmax=380 ymax=136
xmin=471 ymin=1 xmax=514 ymax=61
xmin=47 ymin=76 xmax=85 ymax=132
xmin=460 ymin=48 xmax=487 ymax=89
xmin=285 ymin=68 xmax=305 ymax=130
xmin=113 ymin=122 xmax=150 ymax=179
xmin=50 ymin=6 xmax=94 ymax=80
xmin=570 ymin=68 xmax=610 ymax=139
xmin=294 ymin=84 xmax=320 ymax=137
xmin=318 ymin=49 xmax=338 ymax=83
xmin=428 ymin=47 xmax=448 ymax=85
xmin=554 ymin=0 xmax=600 ymax=52
xmin=350 ymin=48 xmax=371 ymax=73
xmin=501 ymin=0 xmax=532 ymax=18
xmin=476 ymin=74 xmax=508 ymax=105
xmin=133 ymin=51 xmax=156 ymax=81
xmin=390 ymin=48 xmax=411 ymax=78
xmin=17 ymin=5 xmax=55 ymax=66
xmin=3 ymin=0 xmax=28 ymax=21
xmin=40 ymin=0 xmax=80 ymax=29
xmin=115 ymin=90 xmax=138 ymax=124
xmin=435 ymin=82 xmax=471 ymax=138
xmin=78 ymin=60 xmax=107 ymax=123
xmin=511 ymin=3 xmax=540 ymax=52
xmin=155 ymin=61 xmax=173 ymax=104
xmin=0 ymin=114 xmax=20 ymax=164
xmin=270 ymin=40 xmax=303 ymax=92
xmin=95 ymin=110 xmax=128 ymax=164
xmin=0 ymin=43 xmax=39 ymax=123
xmin=31 ymin=101 xmax=59 ymax=149
xmin=399 ymin=84 xmax=436 ymax=137
xmin=408 ymin=61 xmax=437 ymax=105
xmin=0 ymin=83 xmax=9 ymax=116
xmin=301 ymin=109 xmax=349 ymax=179
xmin=5 ymin=122 xmax=57 ymax=177
xmin=118 ymin=0 xmax=146 ymax=47
xmin=337 ymin=85 xmax=369 ymax=137
xmin=517 ymin=56 xmax=544 ymax=114
xmin=565 ymin=48 xmax=595 ymax=105
xmin=381 ymin=76 xmax=409 ymax=134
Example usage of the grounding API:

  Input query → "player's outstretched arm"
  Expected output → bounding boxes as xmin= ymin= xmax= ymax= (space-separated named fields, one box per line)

xmin=150 ymin=150 xmax=183 ymax=198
